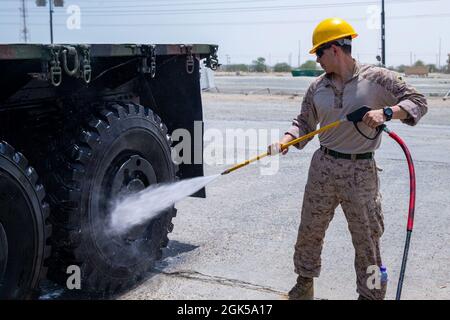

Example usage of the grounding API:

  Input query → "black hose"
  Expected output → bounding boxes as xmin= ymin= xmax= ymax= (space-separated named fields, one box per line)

xmin=397 ymin=231 xmax=412 ymax=300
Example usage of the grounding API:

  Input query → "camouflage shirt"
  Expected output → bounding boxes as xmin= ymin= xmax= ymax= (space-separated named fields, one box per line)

xmin=286 ymin=62 xmax=428 ymax=153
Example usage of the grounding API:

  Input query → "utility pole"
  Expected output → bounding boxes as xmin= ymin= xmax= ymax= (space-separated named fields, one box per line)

xmin=35 ymin=0 xmax=64 ymax=44
xmin=381 ymin=0 xmax=386 ymax=66
xmin=438 ymin=37 xmax=442 ymax=69
xmin=19 ymin=0 xmax=29 ymax=43
xmin=49 ymin=0 xmax=54 ymax=44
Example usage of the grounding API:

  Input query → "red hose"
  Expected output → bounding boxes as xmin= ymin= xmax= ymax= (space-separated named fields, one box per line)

xmin=383 ymin=127 xmax=416 ymax=300
xmin=385 ymin=129 xmax=416 ymax=231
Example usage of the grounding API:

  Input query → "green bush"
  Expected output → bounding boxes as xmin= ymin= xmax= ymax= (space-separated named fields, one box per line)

xmin=299 ymin=60 xmax=318 ymax=70
xmin=273 ymin=62 xmax=292 ymax=72
xmin=252 ymin=57 xmax=267 ymax=72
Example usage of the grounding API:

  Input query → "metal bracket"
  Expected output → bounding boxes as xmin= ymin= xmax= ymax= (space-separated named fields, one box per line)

xmin=61 ymin=46 xmax=80 ymax=77
xmin=48 ymin=46 xmax=62 ymax=87
xmin=204 ymin=46 xmax=220 ymax=71
xmin=79 ymin=45 xmax=92 ymax=84
xmin=44 ymin=45 xmax=91 ymax=86
xmin=150 ymin=45 xmax=156 ymax=78
xmin=139 ymin=45 xmax=156 ymax=78
xmin=185 ymin=45 xmax=195 ymax=75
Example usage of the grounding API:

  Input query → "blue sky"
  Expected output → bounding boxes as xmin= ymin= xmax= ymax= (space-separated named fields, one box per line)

xmin=0 ymin=0 xmax=449 ymax=67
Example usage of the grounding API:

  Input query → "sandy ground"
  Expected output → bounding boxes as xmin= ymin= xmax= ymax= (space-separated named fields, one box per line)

xmin=119 ymin=91 xmax=450 ymax=300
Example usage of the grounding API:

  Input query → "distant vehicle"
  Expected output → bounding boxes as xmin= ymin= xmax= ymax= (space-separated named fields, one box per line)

xmin=291 ymin=69 xmax=325 ymax=77
xmin=0 ymin=43 xmax=219 ymax=299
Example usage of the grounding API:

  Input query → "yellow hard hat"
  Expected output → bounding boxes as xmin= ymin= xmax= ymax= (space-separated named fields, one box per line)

xmin=309 ymin=17 xmax=358 ymax=54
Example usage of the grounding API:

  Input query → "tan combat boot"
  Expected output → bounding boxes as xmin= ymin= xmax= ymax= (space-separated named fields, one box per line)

xmin=288 ymin=275 xmax=314 ymax=300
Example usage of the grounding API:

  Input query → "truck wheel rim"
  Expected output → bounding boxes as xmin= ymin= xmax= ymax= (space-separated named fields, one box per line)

xmin=92 ymin=152 xmax=159 ymax=266
xmin=111 ymin=155 xmax=156 ymax=198
xmin=109 ymin=154 xmax=156 ymax=241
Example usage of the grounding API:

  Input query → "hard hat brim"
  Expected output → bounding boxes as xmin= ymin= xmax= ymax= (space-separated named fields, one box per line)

xmin=309 ymin=33 xmax=358 ymax=54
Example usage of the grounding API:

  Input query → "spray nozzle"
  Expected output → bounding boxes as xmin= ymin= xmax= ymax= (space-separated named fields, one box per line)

xmin=346 ymin=106 xmax=386 ymax=141
xmin=346 ymin=106 xmax=372 ymax=123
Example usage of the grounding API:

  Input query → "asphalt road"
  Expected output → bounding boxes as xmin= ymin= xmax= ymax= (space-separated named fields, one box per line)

xmin=213 ymin=73 xmax=450 ymax=97
xmin=120 ymin=84 xmax=450 ymax=300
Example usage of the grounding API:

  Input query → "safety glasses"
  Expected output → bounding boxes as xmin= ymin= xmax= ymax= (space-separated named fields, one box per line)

xmin=316 ymin=42 xmax=334 ymax=58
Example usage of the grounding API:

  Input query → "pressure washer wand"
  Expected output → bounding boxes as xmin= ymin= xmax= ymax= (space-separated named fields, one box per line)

xmin=221 ymin=106 xmax=378 ymax=176
xmin=221 ymin=119 xmax=346 ymax=175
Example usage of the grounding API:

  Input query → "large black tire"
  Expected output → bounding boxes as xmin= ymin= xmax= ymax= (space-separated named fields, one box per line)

xmin=0 ymin=141 xmax=51 ymax=299
xmin=45 ymin=102 xmax=177 ymax=295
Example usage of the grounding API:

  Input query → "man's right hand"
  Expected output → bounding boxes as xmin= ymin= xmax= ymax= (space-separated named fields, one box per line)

xmin=268 ymin=142 xmax=288 ymax=155
xmin=267 ymin=134 xmax=295 ymax=155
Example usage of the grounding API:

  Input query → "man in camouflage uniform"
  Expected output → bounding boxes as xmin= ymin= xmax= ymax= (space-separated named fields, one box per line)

xmin=269 ymin=18 xmax=427 ymax=300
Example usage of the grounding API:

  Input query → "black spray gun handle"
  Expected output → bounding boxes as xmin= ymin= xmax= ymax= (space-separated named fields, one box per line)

xmin=346 ymin=106 xmax=386 ymax=140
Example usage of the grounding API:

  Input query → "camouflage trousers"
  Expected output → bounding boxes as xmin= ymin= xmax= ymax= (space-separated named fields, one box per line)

xmin=294 ymin=148 xmax=386 ymax=300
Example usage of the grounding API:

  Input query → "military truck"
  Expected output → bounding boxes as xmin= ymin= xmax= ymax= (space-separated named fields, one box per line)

xmin=0 ymin=43 xmax=219 ymax=299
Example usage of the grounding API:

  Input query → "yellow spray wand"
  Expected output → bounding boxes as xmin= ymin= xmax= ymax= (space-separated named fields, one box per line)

xmin=221 ymin=118 xmax=347 ymax=175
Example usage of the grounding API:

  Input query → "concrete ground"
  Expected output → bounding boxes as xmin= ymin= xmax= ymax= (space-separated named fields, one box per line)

xmin=213 ymin=73 xmax=450 ymax=96
xmin=120 ymin=82 xmax=450 ymax=300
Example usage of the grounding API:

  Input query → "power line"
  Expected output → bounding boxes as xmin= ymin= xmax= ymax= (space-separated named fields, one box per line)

xmin=1 ymin=0 xmax=271 ymax=2
xmin=1 ymin=0 xmax=280 ymax=9
xmin=1 ymin=12 xmax=449 ymax=26
xmin=0 ymin=0 xmax=439 ymax=15
xmin=23 ymin=0 xmax=440 ymax=10
xmin=59 ymin=0 xmax=280 ymax=9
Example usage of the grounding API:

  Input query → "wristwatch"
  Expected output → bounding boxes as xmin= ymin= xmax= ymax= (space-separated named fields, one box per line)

xmin=383 ymin=107 xmax=393 ymax=121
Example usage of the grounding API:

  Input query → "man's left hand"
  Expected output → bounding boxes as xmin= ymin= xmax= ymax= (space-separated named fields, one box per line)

xmin=362 ymin=109 xmax=385 ymax=129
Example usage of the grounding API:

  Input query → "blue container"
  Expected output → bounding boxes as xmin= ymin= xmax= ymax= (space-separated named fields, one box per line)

xmin=380 ymin=265 xmax=388 ymax=286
